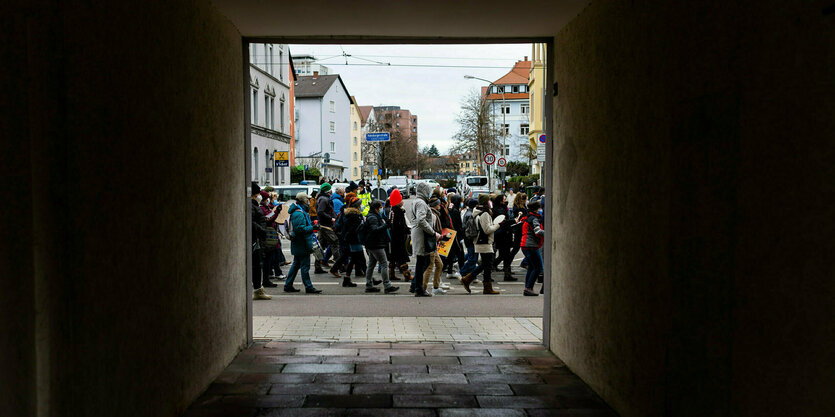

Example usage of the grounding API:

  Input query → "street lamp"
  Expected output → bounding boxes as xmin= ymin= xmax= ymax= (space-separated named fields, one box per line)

xmin=464 ymin=75 xmax=506 ymax=192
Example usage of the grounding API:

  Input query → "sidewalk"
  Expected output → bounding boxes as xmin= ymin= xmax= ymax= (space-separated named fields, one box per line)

xmin=254 ymin=316 xmax=543 ymax=343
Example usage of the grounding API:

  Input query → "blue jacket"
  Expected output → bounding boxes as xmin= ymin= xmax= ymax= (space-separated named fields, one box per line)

xmin=288 ymin=202 xmax=315 ymax=256
xmin=331 ymin=193 xmax=345 ymax=214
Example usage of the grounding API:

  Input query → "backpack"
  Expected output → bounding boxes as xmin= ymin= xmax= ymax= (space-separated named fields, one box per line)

xmin=356 ymin=219 xmax=369 ymax=245
xmin=265 ymin=226 xmax=279 ymax=248
xmin=475 ymin=212 xmax=490 ymax=244
xmin=464 ymin=211 xmax=479 ymax=240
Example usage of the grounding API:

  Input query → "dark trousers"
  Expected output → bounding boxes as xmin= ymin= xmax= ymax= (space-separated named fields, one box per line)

xmin=346 ymin=250 xmax=366 ymax=276
xmin=442 ymin=238 xmax=464 ymax=272
xmin=508 ymin=229 xmax=522 ymax=266
xmin=522 ymin=248 xmax=543 ymax=289
xmin=410 ymin=255 xmax=430 ymax=292
xmin=469 ymin=253 xmax=495 ymax=283
xmin=265 ymin=248 xmax=284 ymax=277
xmin=330 ymin=241 xmax=350 ymax=272
xmin=252 ymin=246 xmax=265 ymax=289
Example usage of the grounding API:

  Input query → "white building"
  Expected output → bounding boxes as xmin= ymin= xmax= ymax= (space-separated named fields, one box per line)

xmin=291 ymin=55 xmax=331 ymax=76
xmin=294 ymin=74 xmax=353 ymax=180
xmin=249 ymin=43 xmax=293 ymax=186
xmin=486 ymin=58 xmax=533 ymax=164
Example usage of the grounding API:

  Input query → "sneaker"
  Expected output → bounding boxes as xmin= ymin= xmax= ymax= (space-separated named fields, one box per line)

xmin=305 ymin=287 xmax=323 ymax=294
xmin=365 ymin=287 xmax=381 ymax=293
xmin=440 ymin=283 xmax=450 ymax=290
xmin=414 ymin=289 xmax=432 ymax=297
xmin=432 ymin=287 xmax=447 ymax=295
xmin=523 ymin=289 xmax=539 ymax=296
xmin=262 ymin=280 xmax=278 ymax=287
xmin=409 ymin=287 xmax=415 ymax=293
xmin=253 ymin=288 xmax=272 ymax=300
xmin=283 ymin=286 xmax=300 ymax=293
xmin=384 ymin=286 xmax=400 ymax=294
xmin=314 ymin=269 xmax=327 ymax=274
xmin=372 ymin=279 xmax=383 ymax=286
xmin=449 ymin=272 xmax=462 ymax=279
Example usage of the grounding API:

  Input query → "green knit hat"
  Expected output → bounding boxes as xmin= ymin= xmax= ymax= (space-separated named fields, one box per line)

xmin=320 ymin=182 xmax=331 ymax=193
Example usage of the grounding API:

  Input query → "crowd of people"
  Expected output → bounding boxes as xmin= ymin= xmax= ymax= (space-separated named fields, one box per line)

xmin=250 ymin=180 xmax=547 ymax=300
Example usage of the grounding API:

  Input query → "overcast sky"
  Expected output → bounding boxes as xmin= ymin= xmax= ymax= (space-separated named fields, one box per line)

xmin=288 ymin=43 xmax=533 ymax=154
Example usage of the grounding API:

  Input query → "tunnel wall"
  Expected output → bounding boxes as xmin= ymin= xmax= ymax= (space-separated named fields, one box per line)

xmin=1 ymin=0 xmax=248 ymax=416
xmin=550 ymin=1 xmax=834 ymax=416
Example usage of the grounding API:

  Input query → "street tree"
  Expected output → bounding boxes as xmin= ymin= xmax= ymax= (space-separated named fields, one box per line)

xmin=363 ymin=113 xmax=418 ymax=177
xmin=449 ymin=89 xmax=502 ymax=175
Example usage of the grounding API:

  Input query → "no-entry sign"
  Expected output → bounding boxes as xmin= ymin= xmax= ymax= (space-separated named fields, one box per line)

xmin=484 ymin=153 xmax=496 ymax=165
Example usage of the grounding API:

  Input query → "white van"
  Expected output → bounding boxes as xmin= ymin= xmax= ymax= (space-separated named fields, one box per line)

xmin=271 ymin=184 xmax=319 ymax=202
xmin=460 ymin=176 xmax=490 ymax=199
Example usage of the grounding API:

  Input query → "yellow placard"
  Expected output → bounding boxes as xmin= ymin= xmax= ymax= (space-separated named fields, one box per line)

xmin=275 ymin=151 xmax=289 ymax=161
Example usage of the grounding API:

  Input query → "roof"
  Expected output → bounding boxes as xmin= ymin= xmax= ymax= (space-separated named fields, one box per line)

xmin=293 ymin=74 xmax=350 ymax=99
xmin=493 ymin=59 xmax=532 ymax=85
xmin=358 ymin=105 xmax=373 ymax=124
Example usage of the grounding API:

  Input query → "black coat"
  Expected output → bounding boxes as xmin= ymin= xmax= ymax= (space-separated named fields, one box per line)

xmin=343 ymin=207 xmax=364 ymax=245
xmin=251 ymin=199 xmax=267 ymax=243
xmin=363 ymin=210 xmax=390 ymax=249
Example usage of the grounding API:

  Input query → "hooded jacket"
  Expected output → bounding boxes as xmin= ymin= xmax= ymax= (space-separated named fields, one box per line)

xmin=407 ymin=182 xmax=436 ymax=256
xmin=363 ymin=209 xmax=390 ymax=249
xmin=316 ymin=192 xmax=335 ymax=227
xmin=343 ymin=206 xmax=364 ymax=247
xmin=288 ymin=202 xmax=315 ymax=255
xmin=331 ymin=192 xmax=345 ymax=214
xmin=521 ymin=211 xmax=545 ymax=249
xmin=251 ymin=198 xmax=267 ymax=244
xmin=473 ymin=206 xmax=501 ymax=253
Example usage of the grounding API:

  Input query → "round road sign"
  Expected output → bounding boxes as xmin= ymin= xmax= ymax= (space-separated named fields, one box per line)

xmin=539 ymin=134 xmax=547 ymax=144
xmin=484 ymin=153 xmax=496 ymax=165
xmin=497 ymin=158 xmax=507 ymax=167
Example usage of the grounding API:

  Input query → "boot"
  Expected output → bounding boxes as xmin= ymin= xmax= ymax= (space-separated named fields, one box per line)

xmin=483 ymin=281 xmax=500 ymax=295
xmin=503 ymin=270 xmax=517 ymax=282
xmin=342 ymin=277 xmax=357 ymax=287
xmin=388 ymin=265 xmax=401 ymax=281
xmin=253 ymin=288 xmax=272 ymax=300
xmin=400 ymin=264 xmax=413 ymax=282
xmin=314 ymin=260 xmax=326 ymax=274
xmin=459 ymin=273 xmax=474 ymax=293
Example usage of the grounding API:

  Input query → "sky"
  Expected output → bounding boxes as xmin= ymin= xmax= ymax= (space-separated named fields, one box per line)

xmin=287 ymin=44 xmax=533 ymax=154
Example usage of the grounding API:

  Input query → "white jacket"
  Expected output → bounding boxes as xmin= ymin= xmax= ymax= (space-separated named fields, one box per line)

xmin=472 ymin=207 xmax=500 ymax=253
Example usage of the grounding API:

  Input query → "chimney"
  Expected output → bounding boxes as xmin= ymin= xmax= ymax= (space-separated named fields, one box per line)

xmin=524 ymin=56 xmax=528 ymax=61
xmin=313 ymin=71 xmax=319 ymax=79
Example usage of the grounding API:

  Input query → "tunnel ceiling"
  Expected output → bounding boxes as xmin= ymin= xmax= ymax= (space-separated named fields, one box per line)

xmin=212 ymin=0 xmax=588 ymax=39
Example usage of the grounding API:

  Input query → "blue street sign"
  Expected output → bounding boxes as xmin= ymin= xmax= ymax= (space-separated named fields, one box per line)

xmin=365 ymin=132 xmax=390 ymax=142
xmin=304 ymin=165 xmax=308 ymax=171
xmin=276 ymin=160 xmax=289 ymax=167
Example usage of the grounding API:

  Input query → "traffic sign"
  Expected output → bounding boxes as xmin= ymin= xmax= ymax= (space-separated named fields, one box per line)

xmin=484 ymin=153 xmax=496 ymax=165
xmin=539 ymin=134 xmax=546 ymax=144
xmin=274 ymin=151 xmax=289 ymax=167
xmin=537 ymin=146 xmax=546 ymax=163
xmin=365 ymin=132 xmax=391 ymax=142
xmin=497 ymin=158 xmax=507 ymax=167
xmin=497 ymin=166 xmax=507 ymax=173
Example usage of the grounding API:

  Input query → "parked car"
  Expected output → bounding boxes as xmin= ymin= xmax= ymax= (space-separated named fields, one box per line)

xmin=385 ymin=176 xmax=411 ymax=198
xmin=272 ymin=184 xmax=319 ymax=202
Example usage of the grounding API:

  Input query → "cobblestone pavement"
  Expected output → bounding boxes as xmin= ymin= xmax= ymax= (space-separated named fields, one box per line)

xmin=184 ymin=341 xmax=618 ymax=417
xmin=253 ymin=317 xmax=543 ymax=343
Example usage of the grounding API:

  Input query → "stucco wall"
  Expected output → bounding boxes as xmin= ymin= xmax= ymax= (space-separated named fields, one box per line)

xmin=2 ymin=0 xmax=248 ymax=415
xmin=550 ymin=1 xmax=834 ymax=416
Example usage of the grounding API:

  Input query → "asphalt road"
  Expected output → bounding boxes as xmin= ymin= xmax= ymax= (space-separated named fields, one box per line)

xmin=255 ymin=198 xmax=544 ymax=318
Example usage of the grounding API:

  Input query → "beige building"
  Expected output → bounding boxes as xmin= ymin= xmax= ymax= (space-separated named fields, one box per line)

xmin=349 ymin=96 xmax=363 ymax=180
xmin=527 ymin=43 xmax=546 ymax=176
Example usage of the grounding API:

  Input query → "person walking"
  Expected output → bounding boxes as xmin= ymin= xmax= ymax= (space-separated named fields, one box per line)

xmin=308 ymin=190 xmax=319 ymax=224
xmin=329 ymin=192 xmax=356 ymax=282
xmin=357 ymin=182 xmax=372 ymax=216
xmin=250 ymin=182 xmax=272 ymax=300
xmin=387 ymin=189 xmax=413 ymax=282
xmin=508 ymin=192 xmax=528 ymax=269
xmin=459 ymin=198 xmax=479 ymax=278
xmin=491 ymin=193 xmax=516 ymax=281
xmin=520 ymin=200 xmax=545 ymax=296
xmin=408 ymin=182 xmax=437 ymax=297
xmin=283 ymin=192 xmax=323 ymax=294
xmin=342 ymin=197 xmax=367 ymax=283
xmin=444 ymin=193 xmax=465 ymax=279
xmin=460 ymin=194 xmax=502 ymax=294
xmin=315 ymin=183 xmax=339 ymax=273
xmin=331 ymin=185 xmax=345 ymax=214
xmin=362 ymin=200 xmax=400 ymax=294
xmin=424 ymin=197 xmax=447 ymax=295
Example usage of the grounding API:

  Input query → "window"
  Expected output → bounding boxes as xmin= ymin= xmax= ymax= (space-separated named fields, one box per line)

xmin=396 ymin=113 xmax=401 ymax=118
xmin=249 ymin=44 xmax=256 ymax=61
xmin=329 ymin=121 xmax=335 ymax=132
xmin=353 ymin=121 xmax=357 ymax=130
xmin=270 ymin=97 xmax=275 ymax=129
xmin=353 ymin=167 xmax=358 ymax=176
xmin=412 ymin=127 xmax=416 ymax=132
xmin=396 ymin=122 xmax=400 ymax=128
xmin=504 ymin=144 xmax=510 ymax=156
xmin=264 ymin=96 xmax=269 ymax=128
xmin=329 ymin=100 xmax=335 ymax=112
xmin=280 ymin=100 xmax=285 ymax=132
xmin=267 ymin=44 xmax=273 ymax=76
xmin=353 ymin=152 xmax=357 ymax=161
xmin=500 ymin=105 xmax=510 ymax=114
xmin=521 ymin=124 xmax=529 ymax=135
xmin=512 ymin=85 xmax=519 ymax=93
xmin=278 ymin=51 xmax=284 ymax=81
xmin=251 ymin=89 xmax=258 ymax=124
xmin=330 ymin=142 xmax=335 ymax=151
xmin=353 ymin=137 xmax=357 ymax=146
xmin=521 ymin=104 xmax=529 ymax=114
xmin=253 ymin=147 xmax=259 ymax=181
xmin=501 ymin=124 xmax=510 ymax=135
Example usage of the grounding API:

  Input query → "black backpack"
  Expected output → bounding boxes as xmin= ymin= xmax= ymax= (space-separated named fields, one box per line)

xmin=475 ymin=212 xmax=489 ymax=244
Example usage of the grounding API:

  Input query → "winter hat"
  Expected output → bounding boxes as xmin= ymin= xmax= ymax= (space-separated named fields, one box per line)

xmin=467 ymin=198 xmax=478 ymax=209
xmin=349 ymin=197 xmax=362 ymax=208
xmin=389 ymin=188 xmax=402 ymax=206
xmin=320 ymin=182 xmax=331 ymax=193
xmin=251 ymin=181 xmax=261 ymax=196
xmin=428 ymin=197 xmax=441 ymax=207
xmin=370 ymin=200 xmax=384 ymax=211
xmin=347 ymin=181 xmax=358 ymax=192
xmin=296 ymin=191 xmax=310 ymax=201
xmin=259 ymin=191 xmax=270 ymax=200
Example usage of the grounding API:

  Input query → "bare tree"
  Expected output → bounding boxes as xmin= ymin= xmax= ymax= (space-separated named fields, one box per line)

xmin=449 ymin=89 xmax=501 ymax=175
xmin=363 ymin=113 xmax=418 ymax=177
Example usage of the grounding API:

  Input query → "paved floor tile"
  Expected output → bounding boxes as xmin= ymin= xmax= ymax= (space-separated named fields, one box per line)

xmin=391 ymin=373 xmax=468 ymax=384
xmin=352 ymin=383 xmax=433 ymax=395
xmin=439 ymin=409 xmax=527 ymax=417
xmin=432 ymin=383 xmax=514 ymax=395
xmin=268 ymin=383 xmax=350 ymax=395
xmin=429 ymin=364 xmax=499 ymax=374
xmin=305 ymin=394 xmax=392 ymax=408
xmin=393 ymin=394 xmax=478 ymax=408
xmin=282 ymin=364 xmax=354 ymax=374
xmin=356 ymin=364 xmax=427 ymax=374
xmin=391 ymin=356 xmax=460 ymax=365
xmin=314 ymin=373 xmax=390 ymax=384
xmin=477 ymin=395 xmax=561 ymax=408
